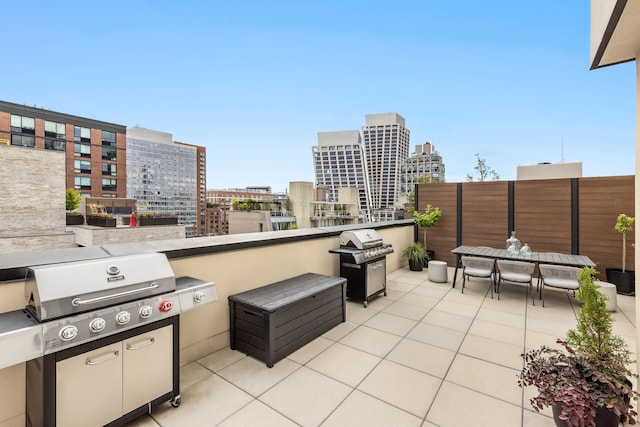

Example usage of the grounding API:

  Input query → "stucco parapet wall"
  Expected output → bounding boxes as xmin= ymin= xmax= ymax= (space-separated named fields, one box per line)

xmin=0 ymin=220 xmax=414 ymax=281
xmin=101 ymin=220 xmax=414 ymax=259
xmin=71 ymin=224 xmax=186 ymax=247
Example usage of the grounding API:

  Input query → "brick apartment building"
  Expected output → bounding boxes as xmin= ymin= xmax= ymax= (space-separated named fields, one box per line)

xmin=0 ymin=100 xmax=127 ymax=198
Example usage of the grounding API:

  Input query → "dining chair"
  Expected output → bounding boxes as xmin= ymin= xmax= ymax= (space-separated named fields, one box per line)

xmin=460 ymin=256 xmax=495 ymax=298
xmin=496 ymin=260 xmax=536 ymax=304
xmin=538 ymin=264 xmax=580 ymax=307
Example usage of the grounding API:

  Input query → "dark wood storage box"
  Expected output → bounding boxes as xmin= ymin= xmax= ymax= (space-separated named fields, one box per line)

xmin=229 ymin=273 xmax=346 ymax=367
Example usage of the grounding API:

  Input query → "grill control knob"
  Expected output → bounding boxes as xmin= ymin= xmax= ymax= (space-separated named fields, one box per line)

xmin=59 ymin=325 xmax=78 ymax=341
xmin=116 ymin=311 xmax=131 ymax=325
xmin=193 ymin=291 xmax=206 ymax=303
xmin=139 ymin=305 xmax=153 ymax=318
xmin=89 ymin=318 xmax=106 ymax=333
xmin=159 ymin=300 xmax=173 ymax=313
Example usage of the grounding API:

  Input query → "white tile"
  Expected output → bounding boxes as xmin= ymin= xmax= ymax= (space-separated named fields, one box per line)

xmin=197 ymin=347 xmax=247 ymax=373
xmin=307 ymin=342 xmax=381 ymax=387
xmin=322 ymin=320 xmax=358 ymax=341
xmin=364 ymin=311 xmax=419 ymax=336
xmin=357 ymin=360 xmax=441 ymax=418
xmin=217 ymin=400 xmax=299 ymax=427
xmin=386 ymin=338 xmax=456 ymax=378
xmin=467 ymin=318 xmax=524 ymax=346
xmin=287 ymin=336 xmax=334 ymax=365
xmin=339 ymin=325 xmax=403 ymax=358
xmin=476 ymin=306 xmax=526 ymax=329
xmin=179 ymin=361 xmax=213 ymax=391
xmin=406 ymin=322 xmax=466 ymax=352
xmin=459 ymin=333 xmax=524 ymax=370
xmin=260 ymin=367 xmax=352 ymax=427
xmin=217 ymin=356 xmax=300 ymax=397
xmin=396 ymin=293 xmax=440 ymax=309
xmin=150 ymin=374 xmax=253 ymax=426
xmin=433 ymin=299 xmax=480 ymax=317
xmin=321 ymin=390 xmax=423 ymax=427
xmin=426 ymin=381 xmax=521 ymax=427
xmin=346 ymin=302 xmax=378 ymax=324
xmin=445 ymin=354 xmax=522 ymax=405
xmin=421 ymin=309 xmax=474 ymax=332
xmin=383 ymin=300 xmax=431 ymax=320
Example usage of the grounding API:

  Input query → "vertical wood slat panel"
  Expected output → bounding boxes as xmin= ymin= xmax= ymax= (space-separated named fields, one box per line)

xmin=416 ymin=184 xmax=458 ymax=266
xmin=416 ymin=176 xmax=634 ymax=279
xmin=579 ymin=176 xmax=635 ymax=277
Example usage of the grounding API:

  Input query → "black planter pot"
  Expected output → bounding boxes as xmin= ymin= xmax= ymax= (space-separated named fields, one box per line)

xmin=552 ymin=404 xmax=620 ymax=427
xmin=65 ymin=214 xmax=84 ymax=225
xmin=409 ymin=258 xmax=423 ymax=271
xmin=86 ymin=216 xmax=116 ymax=227
xmin=605 ymin=268 xmax=635 ymax=295
xmin=155 ymin=217 xmax=178 ymax=225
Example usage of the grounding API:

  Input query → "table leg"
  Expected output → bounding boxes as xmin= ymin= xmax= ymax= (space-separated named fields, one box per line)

xmin=452 ymin=255 xmax=462 ymax=288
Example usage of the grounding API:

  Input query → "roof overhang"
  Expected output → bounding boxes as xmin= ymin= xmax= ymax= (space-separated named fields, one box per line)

xmin=590 ymin=0 xmax=640 ymax=70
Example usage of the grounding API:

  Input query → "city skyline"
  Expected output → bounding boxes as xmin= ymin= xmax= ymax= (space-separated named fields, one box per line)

xmin=1 ymin=1 xmax=635 ymax=192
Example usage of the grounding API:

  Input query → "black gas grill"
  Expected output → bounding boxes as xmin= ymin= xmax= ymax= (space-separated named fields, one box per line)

xmin=330 ymin=229 xmax=393 ymax=307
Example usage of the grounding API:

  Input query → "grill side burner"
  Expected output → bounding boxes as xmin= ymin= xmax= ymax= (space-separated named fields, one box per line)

xmin=330 ymin=229 xmax=393 ymax=307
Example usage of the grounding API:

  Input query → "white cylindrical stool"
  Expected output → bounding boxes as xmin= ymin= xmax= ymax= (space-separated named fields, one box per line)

xmin=595 ymin=281 xmax=618 ymax=312
xmin=428 ymin=260 xmax=448 ymax=283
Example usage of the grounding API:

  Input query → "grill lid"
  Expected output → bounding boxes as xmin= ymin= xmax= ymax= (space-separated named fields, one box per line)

xmin=25 ymin=253 xmax=176 ymax=321
xmin=339 ymin=229 xmax=383 ymax=249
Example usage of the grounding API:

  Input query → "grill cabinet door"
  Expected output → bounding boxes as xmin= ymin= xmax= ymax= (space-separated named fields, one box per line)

xmin=56 ymin=342 xmax=123 ymax=427
xmin=122 ymin=324 xmax=173 ymax=413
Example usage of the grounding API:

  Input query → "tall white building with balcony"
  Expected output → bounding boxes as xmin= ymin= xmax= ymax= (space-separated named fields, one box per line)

xmin=400 ymin=142 xmax=446 ymax=196
xmin=312 ymin=130 xmax=372 ymax=219
xmin=361 ymin=113 xmax=410 ymax=220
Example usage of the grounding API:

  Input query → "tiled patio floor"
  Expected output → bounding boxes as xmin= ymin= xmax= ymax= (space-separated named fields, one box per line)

xmin=126 ymin=266 xmax=637 ymax=427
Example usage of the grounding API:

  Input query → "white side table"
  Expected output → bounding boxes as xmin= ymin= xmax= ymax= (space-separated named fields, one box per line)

xmin=595 ymin=281 xmax=618 ymax=312
xmin=428 ymin=260 xmax=448 ymax=283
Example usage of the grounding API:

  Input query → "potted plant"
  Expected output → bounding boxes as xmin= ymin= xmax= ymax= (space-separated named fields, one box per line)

xmin=606 ymin=213 xmax=635 ymax=295
xmin=65 ymin=188 xmax=84 ymax=225
xmin=137 ymin=212 xmax=155 ymax=226
xmin=519 ymin=267 xmax=637 ymax=427
xmin=86 ymin=212 xmax=116 ymax=227
xmin=403 ymin=242 xmax=427 ymax=272
xmin=412 ymin=204 xmax=441 ymax=263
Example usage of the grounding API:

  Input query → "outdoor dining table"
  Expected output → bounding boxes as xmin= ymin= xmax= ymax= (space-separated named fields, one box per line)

xmin=450 ymin=245 xmax=596 ymax=288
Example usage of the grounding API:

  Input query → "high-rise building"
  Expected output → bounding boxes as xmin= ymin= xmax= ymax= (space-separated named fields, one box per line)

xmin=312 ymin=130 xmax=371 ymax=219
xmin=0 ymin=100 xmax=127 ymax=198
xmin=400 ymin=142 xmax=446 ymax=195
xmin=126 ymin=127 xmax=204 ymax=237
xmin=361 ymin=113 xmax=410 ymax=220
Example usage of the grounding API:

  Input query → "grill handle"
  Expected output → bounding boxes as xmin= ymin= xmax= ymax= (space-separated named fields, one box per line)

xmin=85 ymin=350 xmax=119 ymax=365
xmin=71 ymin=282 xmax=160 ymax=307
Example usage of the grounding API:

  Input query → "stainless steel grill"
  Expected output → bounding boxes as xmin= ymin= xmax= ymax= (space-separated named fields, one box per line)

xmin=0 ymin=252 xmax=218 ymax=427
xmin=330 ymin=229 xmax=393 ymax=307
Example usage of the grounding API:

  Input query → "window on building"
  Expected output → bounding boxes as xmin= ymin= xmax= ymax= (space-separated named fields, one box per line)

xmin=74 ymin=176 xmax=91 ymax=190
xmin=102 ymin=147 xmax=116 ymax=161
xmin=74 ymin=160 xmax=91 ymax=174
xmin=44 ymin=121 xmax=66 ymax=139
xmin=74 ymin=143 xmax=91 ymax=157
xmin=11 ymin=135 xmax=35 ymax=147
xmin=102 ymin=163 xmax=117 ymax=176
xmin=102 ymin=131 xmax=116 ymax=146
xmin=102 ymin=178 xmax=117 ymax=191
xmin=10 ymin=115 xmax=35 ymax=134
xmin=74 ymin=126 xmax=91 ymax=142
xmin=44 ymin=139 xmax=66 ymax=151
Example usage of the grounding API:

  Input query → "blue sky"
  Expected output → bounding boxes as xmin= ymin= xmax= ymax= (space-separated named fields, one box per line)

xmin=2 ymin=1 xmax=635 ymax=192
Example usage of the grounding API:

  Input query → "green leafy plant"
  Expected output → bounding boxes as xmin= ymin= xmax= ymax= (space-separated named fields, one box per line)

xmin=519 ymin=267 xmax=636 ymax=426
xmin=402 ymin=242 xmax=426 ymax=263
xmin=412 ymin=204 xmax=441 ymax=258
xmin=615 ymin=213 xmax=635 ymax=273
xmin=65 ymin=188 xmax=83 ymax=214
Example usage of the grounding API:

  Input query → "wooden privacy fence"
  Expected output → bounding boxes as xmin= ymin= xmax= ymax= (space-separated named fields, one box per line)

xmin=415 ymin=176 xmax=635 ymax=280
